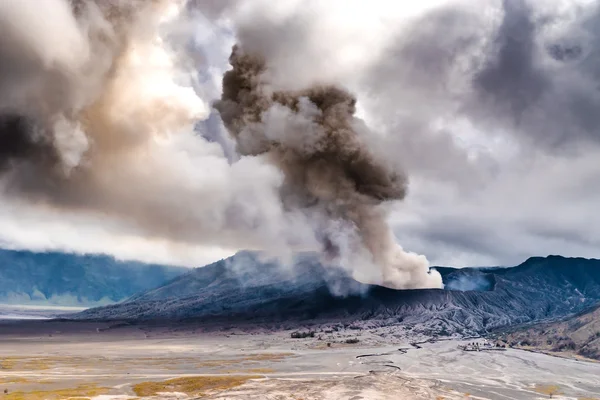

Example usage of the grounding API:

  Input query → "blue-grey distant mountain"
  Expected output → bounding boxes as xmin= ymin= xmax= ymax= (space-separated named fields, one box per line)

xmin=74 ymin=253 xmax=600 ymax=336
xmin=0 ymin=249 xmax=187 ymax=306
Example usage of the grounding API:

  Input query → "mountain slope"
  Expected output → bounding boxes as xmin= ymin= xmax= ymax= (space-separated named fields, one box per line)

xmin=74 ymin=253 xmax=600 ymax=335
xmin=499 ymin=303 xmax=600 ymax=360
xmin=0 ymin=249 xmax=187 ymax=306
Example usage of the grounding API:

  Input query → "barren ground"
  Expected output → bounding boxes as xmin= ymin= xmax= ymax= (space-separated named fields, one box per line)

xmin=0 ymin=321 xmax=598 ymax=399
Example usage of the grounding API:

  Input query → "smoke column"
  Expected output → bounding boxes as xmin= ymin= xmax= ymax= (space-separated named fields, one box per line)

xmin=214 ymin=47 xmax=442 ymax=289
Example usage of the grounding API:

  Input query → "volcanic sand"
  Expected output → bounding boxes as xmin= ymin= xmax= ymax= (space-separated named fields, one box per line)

xmin=0 ymin=321 xmax=598 ymax=399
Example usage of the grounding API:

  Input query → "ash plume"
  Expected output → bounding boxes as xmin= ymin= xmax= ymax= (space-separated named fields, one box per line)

xmin=215 ymin=47 xmax=442 ymax=289
xmin=0 ymin=115 xmax=57 ymax=170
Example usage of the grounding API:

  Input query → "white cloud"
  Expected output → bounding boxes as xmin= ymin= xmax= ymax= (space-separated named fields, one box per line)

xmin=0 ymin=198 xmax=235 ymax=266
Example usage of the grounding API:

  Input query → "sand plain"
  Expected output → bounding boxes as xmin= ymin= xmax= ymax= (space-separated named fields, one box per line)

xmin=0 ymin=321 xmax=598 ymax=399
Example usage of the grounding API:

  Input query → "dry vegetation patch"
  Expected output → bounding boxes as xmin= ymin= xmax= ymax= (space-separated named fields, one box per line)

xmin=534 ymin=384 xmax=563 ymax=398
xmin=132 ymin=375 xmax=262 ymax=397
xmin=0 ymin=356 xmax=106 ymax=371
xmin=0 ymin=358 xmax=52 ymax=371
xmin=3 ymin=383 xmax=108 ymax=400
xmin=0 ymin=377 xmax=29 ymax=384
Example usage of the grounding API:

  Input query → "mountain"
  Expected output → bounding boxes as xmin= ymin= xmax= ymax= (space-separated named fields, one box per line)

xmin=0 ymin=249 xmax=187 ymax=306
xmin=498 ymin=303 xmax=600 ymax=360
xmin=74 ymin=253 xmax=600 ymax=336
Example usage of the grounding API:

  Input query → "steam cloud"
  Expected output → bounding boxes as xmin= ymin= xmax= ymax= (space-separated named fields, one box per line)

xmin=0 ymin=0 xmax=306 ymax=254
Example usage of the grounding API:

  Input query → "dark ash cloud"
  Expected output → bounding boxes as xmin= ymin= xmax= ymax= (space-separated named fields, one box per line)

xmin=215 ymin=46 xmax=442 ymax=289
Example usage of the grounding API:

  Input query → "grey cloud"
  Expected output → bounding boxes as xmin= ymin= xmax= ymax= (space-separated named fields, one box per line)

xmin=469 ymin=0 xmax=600 ymax=149
xmin=471 ymin=0 xmax=547 ymax=125
xmin=357 ymin=3 xmax=498 ymax=191
xmin=189 ymin=0 xmax=240 ymax=18
xmin=392 ymin=145 xmax=600 ymax=267
xmin=416 ymin=219 xmax=506 ymax=260
xmin=363 ymin=0 xmax=600 ymax=168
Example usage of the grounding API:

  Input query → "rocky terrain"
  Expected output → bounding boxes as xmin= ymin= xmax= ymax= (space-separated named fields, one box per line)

xmin=499 ymin=303 xmax=600 ymax=361
xmin=74 ymin=253 xmax=600 ymax=337
xmin=0 ymin=249 xmax=186 ymax=306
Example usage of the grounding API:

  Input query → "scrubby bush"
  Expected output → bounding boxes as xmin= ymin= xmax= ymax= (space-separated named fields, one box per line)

xmin=555 ymin=340 xmax=576 ymax=351
xmin=291 ymin=331 xmax=315 ymax=339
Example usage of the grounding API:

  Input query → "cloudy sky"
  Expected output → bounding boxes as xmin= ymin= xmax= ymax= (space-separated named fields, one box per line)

xmin=1 ymin=0 xmax=599 ymax=271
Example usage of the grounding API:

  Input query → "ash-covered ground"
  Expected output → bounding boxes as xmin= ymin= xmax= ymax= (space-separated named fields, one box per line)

xmin=0 ymin=321 xmax=598 ymax=399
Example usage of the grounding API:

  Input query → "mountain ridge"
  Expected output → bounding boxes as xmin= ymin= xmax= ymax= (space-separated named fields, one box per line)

xmin=74 ymin=253 xmax=600 ymax=336
xmin=0 ymin=248 xmax=187 ymax=306
xmin=498 ymin=302 xmax=600 ymax=360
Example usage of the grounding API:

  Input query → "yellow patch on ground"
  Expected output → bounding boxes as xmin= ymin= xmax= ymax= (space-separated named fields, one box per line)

xmin=534 ymin=384 xmax=563 ymax=397
xmin=3 ymin=384 xmax=109 ymax=400
xmin=0 ymin=359 xmax=17 ymax=370
xmin=197 ymin=359 xmax=238 ymax=368
xmin=1 ymin=356 xmax=130 ymax=371
xmin=1 ymin=355 xmax=192 ymax=374
xmin=245 ymin=353 xmax=295 ymax=360
xmin=0 ymin=377 xmax=29 ymax=384
xmin=132 ymin=375 xmax=262 ymax=397
xmin=0 ymin=357 xmax=52 ymax=371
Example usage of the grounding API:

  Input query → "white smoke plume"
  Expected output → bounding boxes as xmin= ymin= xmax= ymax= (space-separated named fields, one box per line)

xmin=0 ymin=0 xmax=313 ymax=257
xmin=0 ymin=0 xmax=442 ymax=289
